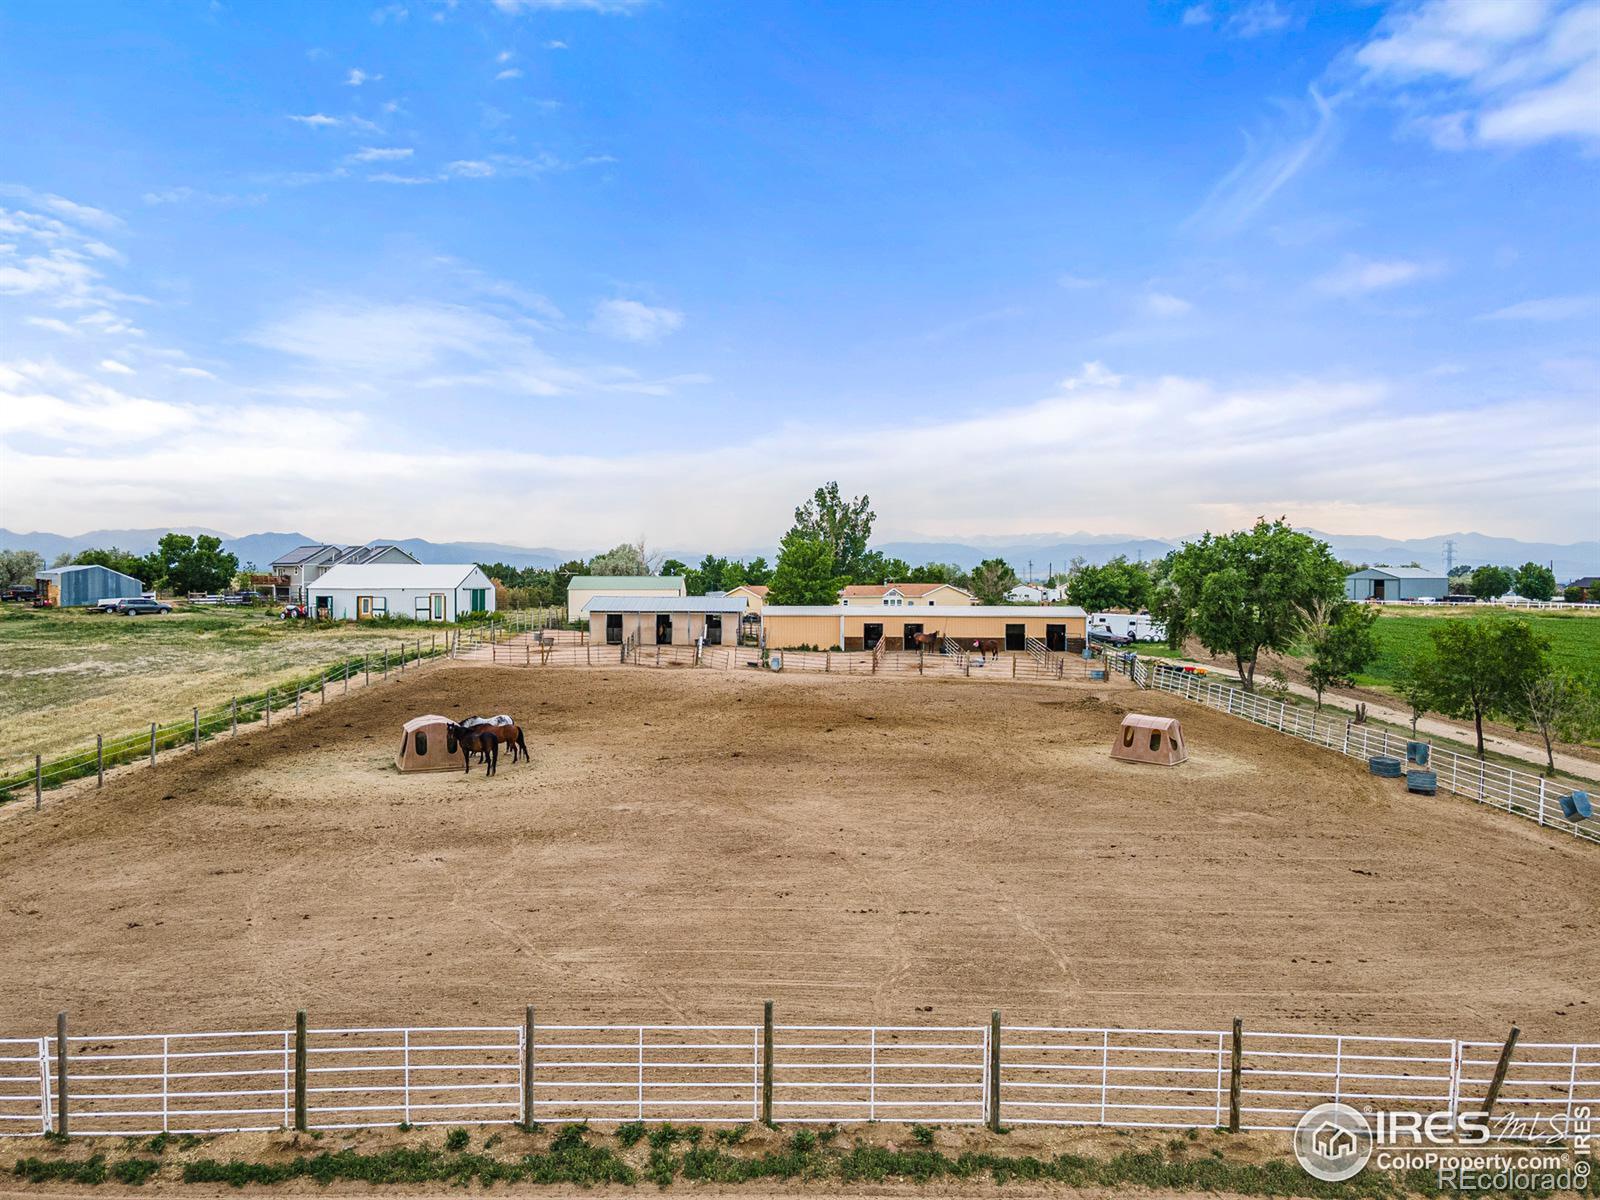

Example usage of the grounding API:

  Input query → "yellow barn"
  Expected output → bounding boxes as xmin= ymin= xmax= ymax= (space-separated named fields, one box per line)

xmin=762 ymin=604 xmax=1088 ymax=652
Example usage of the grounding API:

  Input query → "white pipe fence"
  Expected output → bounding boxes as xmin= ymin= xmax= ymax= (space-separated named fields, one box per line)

xmin=1109 ymin=655 xmax=1598 ymax=846
xmin=3 ymin=1019 xmax=1594 ymax=1140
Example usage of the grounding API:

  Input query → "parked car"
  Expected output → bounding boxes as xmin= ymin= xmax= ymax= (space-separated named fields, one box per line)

xmin=1088 ymin=627 xmax=1134 ymax=647
xmin=1 ymin=586 xmax=37 ymax=602
xmin=114 ymin=597 xmax=173 ymax=616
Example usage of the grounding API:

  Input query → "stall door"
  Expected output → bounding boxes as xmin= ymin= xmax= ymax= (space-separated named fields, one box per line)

xmin=863 ymin=623 xmax=884 ymax=650
xmin=606 ymin=614 xmax=623 ymax=644
xmin=1005 ymin=623 xmax=1025 ymax=651
xmin=1046 ymin=624 xmax=1067 ymax=651
xmin=902 ymin=622 xmax=923 ymax=650
xmin=705 ymin=614 xmax=723 ymax=645
xmin=656 ymin=614 xmax=673 ymax=644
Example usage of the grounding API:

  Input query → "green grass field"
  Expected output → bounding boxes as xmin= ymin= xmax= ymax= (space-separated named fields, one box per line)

xmin=0 ymin=604 xmax=469 ymax=770
xmin=1354 ymin=608 xmax=1600 ymax=687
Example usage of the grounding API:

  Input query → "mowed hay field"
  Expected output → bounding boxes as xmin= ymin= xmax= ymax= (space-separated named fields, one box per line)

xmin=0 ymin=606 xmax=452 ymax=771
xmin=1357 ymin=606 xmax=1600 ymax=688
xmin=1 ymin=666 xmax=1596 ymax=1043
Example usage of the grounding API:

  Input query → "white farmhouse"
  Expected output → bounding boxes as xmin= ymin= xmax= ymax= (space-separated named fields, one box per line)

xmin=307 ymin=563 xmax=495 ymax=622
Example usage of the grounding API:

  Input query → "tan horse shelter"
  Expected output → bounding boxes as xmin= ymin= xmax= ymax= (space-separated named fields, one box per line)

xmin=396 ymin=714 xmax=461 ymax=772
xmin=1110 ymin=714 xmax=1187 ymax=766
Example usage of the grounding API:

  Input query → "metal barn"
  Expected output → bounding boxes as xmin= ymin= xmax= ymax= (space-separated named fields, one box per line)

xmin=34 ymin=564 xmax=144 ymax=607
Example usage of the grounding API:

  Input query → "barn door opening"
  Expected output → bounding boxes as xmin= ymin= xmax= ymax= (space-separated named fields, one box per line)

xmin=1005 ymin=623 xmax=1025 ymax=651
xmin=1373 ymin=578 xmax=1386 ymax=600
xmin=655 ymin=614 xmax=673 ymax=644
xmin=1045 ymin=623 xmax=1066 ymax=651
xmin=902 ymin=622 xmax=923 ymax=650
xmin=705 ymin=614 xmax=723 ymax=645
xmin=863 ymin=623 xmax=883 ymax=650
xmin=606 ymin=614 xmax=623 ymax=644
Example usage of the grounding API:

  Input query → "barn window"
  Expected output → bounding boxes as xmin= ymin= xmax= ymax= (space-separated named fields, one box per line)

xmin=447 ymin=730 xmax=457 ymax=753
xmin=415 ymin=730 xmax=428 ymax=755
xmin=1149 ymin=731 xmax=1163 ymax=751
xmin=1122 ymin=726 xmax=1135 ymax=748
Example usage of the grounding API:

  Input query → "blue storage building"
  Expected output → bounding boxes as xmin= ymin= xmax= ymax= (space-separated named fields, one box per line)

xmin=1344 ymin=566 xmax=1448 ymax=602
xmin=35 ymin=563 xmax=145 ymax=607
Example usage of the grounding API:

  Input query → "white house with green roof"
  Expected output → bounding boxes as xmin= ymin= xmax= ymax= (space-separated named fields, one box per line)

xmin=566 ymin=574 xmax=686 ymax=617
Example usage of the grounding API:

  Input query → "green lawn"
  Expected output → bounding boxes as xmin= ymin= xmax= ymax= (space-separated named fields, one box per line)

xmin=1354 ymin=608 xmax=1600 ymax=687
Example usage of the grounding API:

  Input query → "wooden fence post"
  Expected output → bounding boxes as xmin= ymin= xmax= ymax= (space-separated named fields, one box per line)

xmin=364 ymin=656 xmax=370 ymax=687
xmin=1479 ymin=1026 xmax=1521 ymax=1120
xmin=34 ymin=755 xmax=41 ymax=811
xmin=988 ymin=1010 xmax=1002 ymax=1131
xmin=522 ymin=1006 xmax=535 ymax=1128
xmin=231 ymin=699 xmax=237 ymax=737
xmin=149 ymin=722 xmax=157 ymax=766
xmin=382 ymin=651 xmax=388 ymax=679
xmin=343 ymin=663 xmax=349 ymax=694
xmin=266 ymin=693 xmax=271 ymax=729
xmin=295 ymin=688 xmax=301 ymax=717
xmin=294 ymin=1011 xmax=308 ymax=1132
xmin=193 ymin=707 xmax=200 ymax=751
xmin=1228 ymin=1017 xmax=1242 ymax=1132
xmin=55 ymin=1012 xmax=68 ymax=1137
xmin=96 ymin=735 xmax=103 ymax=787
xmin=761 ymin=1000 xmax=774 ymax=1125
xmin=320 ymin=674 xmax=326 ymax=704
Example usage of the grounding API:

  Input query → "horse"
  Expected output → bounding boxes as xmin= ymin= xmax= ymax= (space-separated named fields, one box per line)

xmin=446 ymin=723 xmax=500 ymax=776
xmin=911 ymin=630 xmax=941 ymax=651
xmin=476 ymin=723 xmax=530 ymax=764
xmin=969 ymin=637 xmax=1002 ymax=660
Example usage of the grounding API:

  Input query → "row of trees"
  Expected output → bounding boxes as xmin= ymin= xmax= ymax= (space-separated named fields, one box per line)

xmin=1449 ymin=561 xmax=1560 ymax=601
xmin=0 ymin=536 xmax=240 ymax=596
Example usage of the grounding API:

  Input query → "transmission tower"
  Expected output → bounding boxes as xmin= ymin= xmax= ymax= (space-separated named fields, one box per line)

xmin=1443 ymin=539 xmax=1456 ymax=576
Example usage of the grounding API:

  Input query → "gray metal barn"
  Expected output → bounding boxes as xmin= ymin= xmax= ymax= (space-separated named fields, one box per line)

xmin=1344 ymin=566 xmax=1448 ymax=602
xmin=35 ymin=564 xmax=144 ymax=607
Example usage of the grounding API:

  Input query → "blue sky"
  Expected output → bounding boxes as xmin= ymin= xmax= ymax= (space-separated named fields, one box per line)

xmin=1 ymin=0 xmax=1597 ymax=548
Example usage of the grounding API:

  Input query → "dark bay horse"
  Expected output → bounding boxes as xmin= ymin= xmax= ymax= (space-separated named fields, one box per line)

xmin=476 ymin=723 xmax=530 ymax=764
xmin=969 ymin=638 xmax=1002 ymax=658
xmin=447 ymin=723 xmax=500 ymax=775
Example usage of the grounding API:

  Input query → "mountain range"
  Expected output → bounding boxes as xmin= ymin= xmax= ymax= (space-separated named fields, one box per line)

xmin=1 ymin=527 xmax=1595 ymax=582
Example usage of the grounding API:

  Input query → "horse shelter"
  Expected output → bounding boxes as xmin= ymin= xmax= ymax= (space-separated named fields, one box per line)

xmin=582 ymin=595 xmax=748 ymax=647
xmin=1110 ymin=713 xmax=1187 ymax=766
xmin=396 ymin=714 xmax=462 ymax=772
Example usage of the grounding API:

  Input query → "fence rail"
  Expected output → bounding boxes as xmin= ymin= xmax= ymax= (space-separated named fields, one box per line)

xmin=5 ymin=1017 xmax=1594 ymax=1140
xmin=1109 ymin=655 xmax=1598 ymax=846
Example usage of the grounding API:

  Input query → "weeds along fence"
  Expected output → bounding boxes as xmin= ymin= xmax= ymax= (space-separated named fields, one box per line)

xmin=3 ymin=1013 xmax=1594 ymax=1140
xmin=0 ymin=610 xmax=550 ymax=809
xmin=1109 ymin=655 xmax=1598 ymax=846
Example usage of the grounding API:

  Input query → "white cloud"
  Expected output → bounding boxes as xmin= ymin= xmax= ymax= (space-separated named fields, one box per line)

xmin=1181 ymin=5 xmax=1211 ymax=27
xmin=1187 ymin=86 xmax=1334 ymax=235
xmin=350 ymin=146 xmax=415 ymax=162
xmin=544 ymin=39 xmax=569 ymax=49
xmin=1314 ymin=256 xmax=1440 ymax=297
xmin=1143 ymin=291 xmax=1193 ymax=318
xmin=1354 ymin=0 xmax=1600 ymax=148
xmin=590 ymin=298 xmax=684 ymax=342
xmin=24 ymin=316 xmax=78 ymax=335
xmin=1482 ymin=294 xmax=1600 ymax=321
xmin=446 ymin=159 xmax=497 ymax=178
xmin=1057 ymin=273 xmax=1101 ymax=290
xmin=495 ymin=67 xmax=523 ymax=80
xmin=367 ymin=172 xmax=435 ymax=185
xmin=492 ymin=0 xmax=646 ymax=12
xmin=1227 ymin=1 xmax=1294 ymax=38
xmin=288 ymin=113 xmax=342 ymax=127
xmin=176 ymin=366 xmax=219 ymax=379
xmin=345 ymin=68 xmax=381 ymax=86
xmin=99 ymin=358 xmax=134 ymax=375
xmin=1060 ymin=361 xmax=1123 ymax=390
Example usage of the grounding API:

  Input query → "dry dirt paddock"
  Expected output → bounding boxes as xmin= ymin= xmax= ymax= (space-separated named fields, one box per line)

xmin=0 ymin=665 xmax=1596 ymax=1041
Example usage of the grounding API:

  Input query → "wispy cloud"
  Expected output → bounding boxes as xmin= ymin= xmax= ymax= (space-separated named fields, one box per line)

xmin=345 ymin=68 xmax=381 ymax=86
xmin=25 ymin=316 xmax=79 ymax=336
xmin=495 ymin=67 xmax=523 ymax=80
xmin=1481 ymin=293 xmax=1600 ymax=321
xmin=1186 ymin=86 xmax=1335 ymax=236
xmin=590 ymin=298 xmax=684 ymax=343
xmin=1314 ymin=256 xmax=1441 ymax=297
xmin=1143 ymin=291 xmax=1194 ymax=318
xmin=1354 ymin=0 xmax=1600 ymax=149
xmin=492 ymin=0 xmax=646 ymax=12
xmin=288 ymin=113 xmax=342 ymax=128
xmin=349 ymin=146 xmax=415 ymax=162
xmin=99 ymin=358 xmax=134 ymax=375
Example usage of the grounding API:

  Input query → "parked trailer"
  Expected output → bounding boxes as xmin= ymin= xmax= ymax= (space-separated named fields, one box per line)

xmin=1088 ymin=613 xmax=1166 ymax=643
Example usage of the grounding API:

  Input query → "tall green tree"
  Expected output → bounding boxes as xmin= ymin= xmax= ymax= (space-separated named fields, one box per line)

xmin=1415 ymin=616 xmax=1549 ymax=758
xmin=1513 ymin=562 xmax=1557 ymax=602
xmin=1468 ymin=564 xmax=1513 ymax=600
xmin=588 ymin=542 xmax=649 ymax=576
xmin=0 ymin=548 xmax=44 ymax=588
xmin=851 ymin=550 xmax=913 ymax=587
xmin=1065 ymin=555 xmax=1153 ymax=613
xmin=1518 ymin=669 xmax=1598 ymax=776
xmin=152 ymin=533 xmax=238 ymax=595
xmin=1157 ymin=518 xmax=1345 ymax=691
xmin=1302 ymin=600 xmax=1380 ymax=710
xmin=767 ymin=532 xmax=844 ymax=605
xmin=968 ymin=557 xmax=1020 ymax=605
xmin=790 ymin=482 xmax=874 ymax=581
xmin=1392 ymin=653 xmax=1436 ymax=736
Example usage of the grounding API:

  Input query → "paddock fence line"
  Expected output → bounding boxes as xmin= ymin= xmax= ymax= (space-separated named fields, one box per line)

xmin=3 ymin=1016 xmax=1594 ymax=1141
xmin=1108 ymin=655 xmax=1598 ymax=845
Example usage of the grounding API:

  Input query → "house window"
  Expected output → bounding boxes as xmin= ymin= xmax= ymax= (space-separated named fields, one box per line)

xmin=371 ymin=597 xmax=388 ymax=616
xmin=468 ymin=588 xmax=487 ymax=612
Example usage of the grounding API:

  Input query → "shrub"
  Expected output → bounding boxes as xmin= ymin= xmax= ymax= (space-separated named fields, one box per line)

xmin=443 ymin=1128 xmax=468 ymax=1152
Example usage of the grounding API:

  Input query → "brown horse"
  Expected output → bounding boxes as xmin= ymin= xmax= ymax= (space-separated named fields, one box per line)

xmin=911 ymin=630 xmax=941 ymax=651
xmin=447 ymin=723 xmax=500 ymax=775
xmin=968 ymin=637 xmax=1002 ymax=658
xmin=476 ymin=723 xmax=530 ymax=763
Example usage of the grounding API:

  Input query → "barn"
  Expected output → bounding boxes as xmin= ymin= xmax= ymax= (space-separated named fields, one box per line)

xmin=34 ymin=564 xmax=144 ymax=608
xmin=567 ymin=575 xmax=686 ymax=618
xmin=307 ymin=564 xmax=495 ymax=622
xmin=582 ymin=595 xmax=747 ymax=647
xmin=762 ymin=604 xmax=1089 ymax=652
xmin=1344 ymin=567 xmax=1448 ymax=602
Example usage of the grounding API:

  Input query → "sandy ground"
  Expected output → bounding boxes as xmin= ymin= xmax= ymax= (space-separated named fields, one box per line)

xmin=1 ymin=666 xmax=1596 ymax=1042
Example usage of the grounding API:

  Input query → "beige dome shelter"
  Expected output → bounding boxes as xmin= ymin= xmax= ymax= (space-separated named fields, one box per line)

xmin=396 ymin=714 xmax=461 ymax=772
xmin=1110 ymin=713 xmax=1187 ymax=766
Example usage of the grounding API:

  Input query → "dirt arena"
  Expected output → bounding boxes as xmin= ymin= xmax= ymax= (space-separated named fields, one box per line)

xmin=1 ymin=665 xmax=1596 ymax=1041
